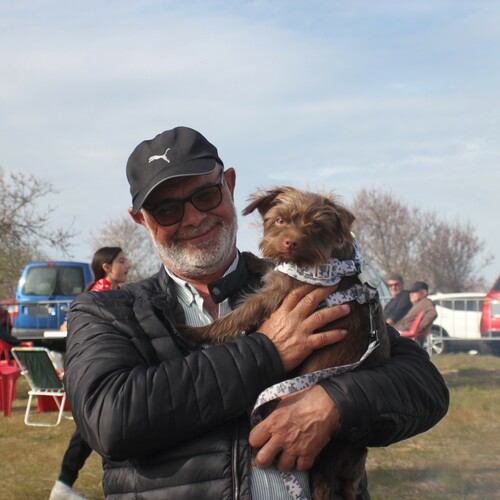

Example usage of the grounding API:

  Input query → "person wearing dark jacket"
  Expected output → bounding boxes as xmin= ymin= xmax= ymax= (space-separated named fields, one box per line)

xmin=0 ymin=305 xmax=22 ymax=346
xmin=383 ymin=273 xmax=412 ymax=326
xmin=64 ymin=126 xmax=449 ymax=499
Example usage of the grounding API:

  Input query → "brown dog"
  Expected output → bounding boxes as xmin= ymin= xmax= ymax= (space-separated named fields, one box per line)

xmin=183 ymin=186 xmax=390 ymax=500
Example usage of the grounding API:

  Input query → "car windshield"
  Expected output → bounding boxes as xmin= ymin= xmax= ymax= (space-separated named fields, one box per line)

xmin=21 ymin=266 xmax=86 ymax=297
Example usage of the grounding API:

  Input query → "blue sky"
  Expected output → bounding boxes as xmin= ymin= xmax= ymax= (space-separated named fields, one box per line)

xmin=1 ymin=1 xmax=499 ymax=286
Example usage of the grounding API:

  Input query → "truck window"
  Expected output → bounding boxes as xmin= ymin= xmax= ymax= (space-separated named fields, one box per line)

xmin=21 ymin=266 xmax=85 ymax=297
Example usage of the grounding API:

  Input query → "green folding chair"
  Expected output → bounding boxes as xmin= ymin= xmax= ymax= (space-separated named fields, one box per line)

xmin=11 ymin=347 xmax=67 ymax=426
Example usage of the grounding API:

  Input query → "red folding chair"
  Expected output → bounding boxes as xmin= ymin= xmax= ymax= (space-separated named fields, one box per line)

xmin=0 ymin=338 xmax=33 ymax=366
xmin=399 ymin=311 xmax=432 ymax=346
xmin=0 ymin=364 xmax=21 ymax=417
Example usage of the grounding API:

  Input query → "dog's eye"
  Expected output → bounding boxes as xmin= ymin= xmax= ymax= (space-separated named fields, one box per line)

xmin=276 ymin=217 xmax=285 ymax=225
xmin=313 ymin=222 xmax=323 ymax=230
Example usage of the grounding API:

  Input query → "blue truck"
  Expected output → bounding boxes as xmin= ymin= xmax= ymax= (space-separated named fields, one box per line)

xmin=10 ymin=261 xmax=93 ymax=349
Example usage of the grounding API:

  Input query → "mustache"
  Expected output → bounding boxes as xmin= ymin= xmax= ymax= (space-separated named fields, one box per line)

xmin=173 ymin=217 xmax=222 ymax=242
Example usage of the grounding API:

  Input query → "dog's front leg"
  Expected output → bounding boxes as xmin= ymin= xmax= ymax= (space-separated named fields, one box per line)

xmin=182 ymin=273 xmax=295 ymax=343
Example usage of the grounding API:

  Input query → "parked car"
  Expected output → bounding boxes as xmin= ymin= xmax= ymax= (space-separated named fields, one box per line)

xmin=11 ymin=261 xmax=93 ymax=342
xmin=427 ymin=292 xmax=485 ymax=355
xmin=480 ymin=275 xmax=500 ymax=353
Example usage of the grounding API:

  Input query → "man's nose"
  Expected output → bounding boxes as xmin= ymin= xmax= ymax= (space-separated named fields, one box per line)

xmin=181 ymin=200 xmax=207 ymax=225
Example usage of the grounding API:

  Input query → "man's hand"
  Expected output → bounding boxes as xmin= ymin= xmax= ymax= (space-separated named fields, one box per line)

xmin=258 ymin=284 xmax=350 ymax=372
xmin=249 ymin=385 xmax=340 ymax=471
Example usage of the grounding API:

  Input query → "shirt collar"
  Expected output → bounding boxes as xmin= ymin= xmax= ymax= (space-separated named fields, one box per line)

xmin=165 ymin=253 xmax=242 ymax=306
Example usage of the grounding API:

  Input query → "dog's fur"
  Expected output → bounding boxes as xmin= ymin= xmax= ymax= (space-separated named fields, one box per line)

xmin=183 ymin=186 xmax=390 ymax=500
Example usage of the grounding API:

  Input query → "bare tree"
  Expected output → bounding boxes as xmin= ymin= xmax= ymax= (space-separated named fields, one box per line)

xmin=0 ymin=168 xmax=74 ymax=298
xmin=89 ymin=216 xmax=161 ymax=282
xmin=421 ymin=218 xmax=489 ymax=292
xmin=351 ymin=188 xmax=491 ymax=292
xmin=350 ymin=188 xmax=421 ymax=280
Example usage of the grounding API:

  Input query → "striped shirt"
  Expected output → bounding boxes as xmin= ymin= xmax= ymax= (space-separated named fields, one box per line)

xmin=165 ymin=256 xmax=311 ymax=499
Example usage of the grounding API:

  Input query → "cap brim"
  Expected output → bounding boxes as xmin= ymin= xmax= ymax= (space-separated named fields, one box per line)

xmin=132 ymin=159 xmax=217 ymax=213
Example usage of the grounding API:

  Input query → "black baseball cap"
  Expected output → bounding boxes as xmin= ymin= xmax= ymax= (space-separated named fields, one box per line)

xmin=127 ymin=126 xmax=224 ymax=214
xmin=408 ymin=281 xmax=429 ymax=292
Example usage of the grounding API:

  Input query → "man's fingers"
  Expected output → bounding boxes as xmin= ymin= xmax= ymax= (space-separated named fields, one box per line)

xmin=305 ymin=303 xmax=351 ymax=349
xmin=249 ymin=425 xmax=270 ymax=449
xmin=253 ymin=438 xmax=282 ymax=468
xmin=294 ymin=285 xmax=339 ymax=314
xmin=280 ymin=284 xmax=341 ymax=314
xmin=258 ymin=286 xmax=351 ymax=372
xmin=304 ymin=303 xmax=350 ymax=332
xmin=277 ymin=451 xmax=297 ymax=472
xmin=250 ymin=388 xmax=339 ymax=473
xmin=250 ymin=421 xmax=288 ymax=469
xmin=278 ymin=284 xmax=317 ymax=311
xmin=296 ymin=456 xmax=315 ymax=472
xmin=307 ymin=329 xmax=348 ymax=349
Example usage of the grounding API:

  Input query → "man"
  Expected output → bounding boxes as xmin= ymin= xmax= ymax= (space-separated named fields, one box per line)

xmin=383 ymin=273 xmax=412 ymax=326
xmin=395 ymin=281 xmax=438 ymax=335
xmin=64 ymin=126 xmax=448 ymax=499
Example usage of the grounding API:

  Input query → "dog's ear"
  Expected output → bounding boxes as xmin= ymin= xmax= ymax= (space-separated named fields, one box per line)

xmin=242 ymin=187 xmax=288 ymax=217
xmin=327 ymin=199 xmax=356 ymax=244
xmin=334 ymin=203 xmax=356 ymax=228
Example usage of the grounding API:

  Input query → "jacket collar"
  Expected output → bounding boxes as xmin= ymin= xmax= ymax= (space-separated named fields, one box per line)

xmin=155 ymin=251 xmax=262 ymax=308
xmin=207 ymin=252 xmax=249 ymax=305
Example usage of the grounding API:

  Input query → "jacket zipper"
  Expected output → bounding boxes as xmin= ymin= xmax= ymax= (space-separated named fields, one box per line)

xmin=232 ymin=420 xmax=240 ymax=499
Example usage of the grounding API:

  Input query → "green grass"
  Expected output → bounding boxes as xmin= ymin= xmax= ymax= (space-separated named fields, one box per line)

xmin=1 ymin=353 xmax=499 ymax=499
xmin=368 ymin=354 xmax=500 ymax=500
xmin=0 ymin=381 xmax=102 ymax=500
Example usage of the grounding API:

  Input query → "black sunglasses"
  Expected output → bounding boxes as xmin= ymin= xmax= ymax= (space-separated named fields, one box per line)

xmin=144 ymin=171 xmax=225 ymax=227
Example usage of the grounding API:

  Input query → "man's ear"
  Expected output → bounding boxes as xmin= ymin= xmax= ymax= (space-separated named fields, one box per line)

xmin=128 ymin=207 xmax=146 ymax=226
xmin=224 ymin=167 xmax=236 ymax=199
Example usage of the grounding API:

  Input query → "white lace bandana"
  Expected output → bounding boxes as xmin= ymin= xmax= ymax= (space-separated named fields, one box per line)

xmin=324 ymin=283 xmax=378 ymax=306
xmin=275 ymin=246 xmax=379 ymax=306
xmin=274 ymin=247 xmax=364 ymax=286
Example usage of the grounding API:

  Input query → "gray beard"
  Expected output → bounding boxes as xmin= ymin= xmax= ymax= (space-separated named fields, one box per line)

xmin=150 ymin=211 xmax=238 ymax=279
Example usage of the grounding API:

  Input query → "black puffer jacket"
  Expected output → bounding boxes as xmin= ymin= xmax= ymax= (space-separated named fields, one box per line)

xmin=64 ymin=254 xmax=449 ymax=499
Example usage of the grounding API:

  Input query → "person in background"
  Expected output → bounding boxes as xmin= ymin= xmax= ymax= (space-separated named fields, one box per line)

xmin=50 ymin=247 xmax=131 ymax=500
xmin=395 ymin=281 xmax=437 ymax=338
xmin=63 ymin=127 xmax=449 ymax=499
xmin=0 ymin=304 xmax=22 ymax=346
xmin=84 ymin=247 xmax=131 ymax=292
xmin=383 ymin=273 xmax=412 ymax=325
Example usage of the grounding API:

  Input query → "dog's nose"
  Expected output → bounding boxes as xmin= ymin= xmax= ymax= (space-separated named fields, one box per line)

xmin=283 ymin=238 xmax=299 ymax=249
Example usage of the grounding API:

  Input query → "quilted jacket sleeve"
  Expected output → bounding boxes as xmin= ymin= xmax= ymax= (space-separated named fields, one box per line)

xmin=320 ymin=328 xmax=449 ymax=447
xmin=64 ymin=290 xmax=285 ymax=461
